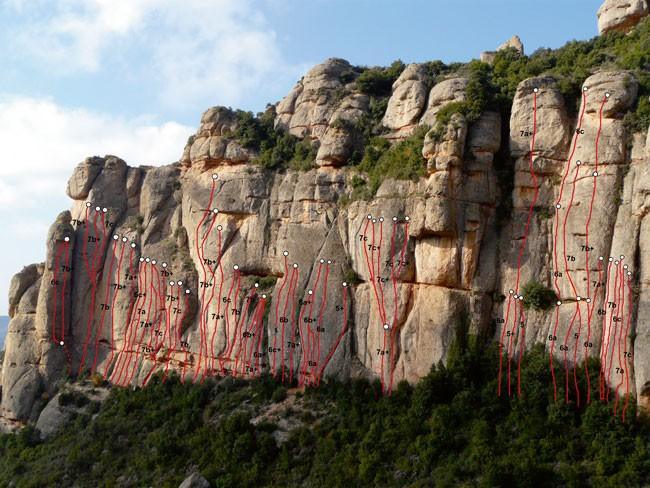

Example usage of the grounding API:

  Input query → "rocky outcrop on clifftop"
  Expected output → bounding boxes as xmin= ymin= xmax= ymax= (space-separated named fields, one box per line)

xmin=598 ymin=0 xmax=649 ymax=34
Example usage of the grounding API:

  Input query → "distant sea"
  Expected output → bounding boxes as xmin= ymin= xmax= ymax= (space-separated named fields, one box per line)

xmin=0 ymin=316 xmax=8 ymax=349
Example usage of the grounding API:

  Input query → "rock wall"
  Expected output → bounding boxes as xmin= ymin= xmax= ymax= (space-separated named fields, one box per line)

xmin=598 ymin=0 xmax=649 ymax=34
xmin=1 ymin=53 xmax=648 ymax=430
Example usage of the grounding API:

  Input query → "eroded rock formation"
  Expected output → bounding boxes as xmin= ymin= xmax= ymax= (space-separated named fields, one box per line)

xmin=1 ymin=13 xmax=649 ymax=431
xmin=598 ymin=0 xmax=649 ymax=34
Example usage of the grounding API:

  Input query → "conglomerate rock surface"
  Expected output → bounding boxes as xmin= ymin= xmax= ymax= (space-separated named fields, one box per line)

xmin=1 ymin=20 xmax=650 ymax=430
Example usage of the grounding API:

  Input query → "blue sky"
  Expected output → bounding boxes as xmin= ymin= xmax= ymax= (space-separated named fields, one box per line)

xmin=0 ymin=0 xmax=602 ymax=315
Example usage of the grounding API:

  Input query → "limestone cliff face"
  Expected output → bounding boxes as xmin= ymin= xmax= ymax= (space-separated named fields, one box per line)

xmin=1 ymin=45 xmax=649 ymax=430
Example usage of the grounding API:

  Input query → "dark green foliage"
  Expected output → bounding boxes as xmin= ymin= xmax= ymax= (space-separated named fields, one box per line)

xmin=271 ymin=386 xmax=287 ymax=403
xmin=342 ymin=267 xmax=362 ymax=285
xmin=237 ymin=20 xmax=648 ymax=186
xmin=58 ymin=390 xmax=89 ymax=408
xmin=1 ymin=346 xmax=648 ymax=487
xmin=355 ymin=60 xmax=405 ymax=97
xmin=256 ymin=276 xmax=278 ymax=289
xmin=434 ymin=60 xmax=492 ymax=127
xmin=354 ymin=126 xmax=428 ymax=198
xmin=232 ymin=109 xmax=317 ymax=171
xmin=490 ymin=17 xmax=650 ymax=115
xmin=522 ymin=280 xmax=558 ymax=311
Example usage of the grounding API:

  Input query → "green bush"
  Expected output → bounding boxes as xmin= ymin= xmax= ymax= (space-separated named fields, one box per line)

xmin=355 ymin=126 xmax=428 ymax=198
xmin=355 ymin=60 xmax=405 ymax=97
xmin=257 ymin=276 xmax=278 ymax=289
xmin=521 ymin=280 xmax=558 ymax=311
xmin=271 ymin=386 xmax=287 ymax=403
xmin=58 ymin=390 xmax=89 ymax=408
xmin=230 ymin=109 xmax=318 ymax=171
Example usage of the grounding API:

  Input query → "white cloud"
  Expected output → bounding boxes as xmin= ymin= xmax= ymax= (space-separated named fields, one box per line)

xmin=6 ymin=0 xmax=156 ymax=72
xmin=4 ymin=0 xmax=305 ymax=110
xmin=0 ymin=94 xmax=194 ymax=206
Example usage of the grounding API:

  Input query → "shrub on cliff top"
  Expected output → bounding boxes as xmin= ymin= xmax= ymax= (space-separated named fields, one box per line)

xmin=354 ymin=125 xmax=428 ymax=197
xmin=232 ymin=109 xmax=317 ymax=171
xmin=355 ymin=60 xmax=406 ymax=97
xmin=522 ymin=280 xmax=558 ymax=311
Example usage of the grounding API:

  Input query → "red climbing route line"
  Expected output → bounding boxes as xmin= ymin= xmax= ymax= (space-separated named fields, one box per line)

xmin=498 ymin=87 xmax=538 ymax=398
xmin=178 ymin=287 xmax=190 ymax=383
xmin=605 ymin=260 xmax=622 ymax=403
xmin=507 ymin=294 xmax=522 ymax=397
xmin=122 ymin=261 xmax=157 ymax=386
xmin=205 ymin=229 xmax=225 ymax=379
xmin=271 ymin=255 xmax=290 ymax=374
xmin=549 ymin=91 xmax=588 ymax=401
xmin=193 ymin=177 xmax=219 ymax=382
xmin=498 ymin=293 xmax=514 ymax=397
xmin=621 ymin=275 xmax=633 ymax=421
xmin=316 ymin=283 xmax=349 ymax=386
xmin=111 ymin=260 xmax=147 ymax=385
xmin=280 ymin=265 xmax=299 ymax=382
xmin=78 ymin=207 xmax=111 ymax=375
xmin=248 ymin=297 xmax=268 ymax=375
xmin=387 ymin=218 xmax=409 ymax=395
xmin=362 ymin=217 xmax=387 ymax=325
xmin=219 ymin=269 xmax=241 ymax=373
xmin=239 ymin=296 xmax=267 ymax=376
xmin=577 ymin=96 xmax=608 ymax=405
xmin=287 ymin=266 xmax=301 ymax=384
xmin=298 ymin=261 xmax=323 ymax=386
xmin=232 ymin=287 xmax=259 ymax=374
xmin=51 ymin=238 xmax=72 ymax=373
xmin=374 ymin=219 xmax=388 ymax=322
xmin=564 ymin=309 xmax=579 ymax=403
xmin=104 ymin=245 xmax=134 ymax=378
xmin=514 ymin=90 xmax=538 ymax=294
xmin=309 ymin=262 xmax=330 ymax=382
xmin=614 ymin=263 xmax=627 ymax=417
xmin=81 ymin=206 xmax=93 ymax=278
xmin=162 ymin=284 xmax=181 ymax=382
xmin=51 ymin=241 xmax=65 ymax=343
xmin=141 ymin=263 xmax=168 ymax=386
xmin=227 ymin=285 xmax=256 ymax=374
xmin=599 ymin=260 xmax=613 ymax=400
xmin=60 ymin=238 xmax=72 ymax=372
xmin=102 ymin=240 xmax=127 ymax=375
xmin=90 ymin=236 xmax=119 ymax=374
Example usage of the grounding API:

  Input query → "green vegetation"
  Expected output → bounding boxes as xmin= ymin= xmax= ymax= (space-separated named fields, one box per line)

xmin=245 ymin=275 xmax=278 ymax=290
xmin=355 ymin=60 xmax=406 ymax=97
xmin=124 ymin=214 xmax=145 ymax=235
xmin=227 ymin=19 xmax=649 ymax=202
xmin=342 ymin=267 xmax=362 ymax=285
xmin=58 ymin=389 xmax=89 ymax=409
xmin=2 ymin=342 xmax=648 ymax=487
xmin=351 ymin=126 xmax=428 ymax=198
xmin=232 ymin=109 xmax=317 ymax=171
xmin=489 ymin=17 xmax=650 ymax=118
xmin=522 ymin=280 xmax=558 ymax=311
xmin=437 ymin=61 xmax=492 ymax=125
